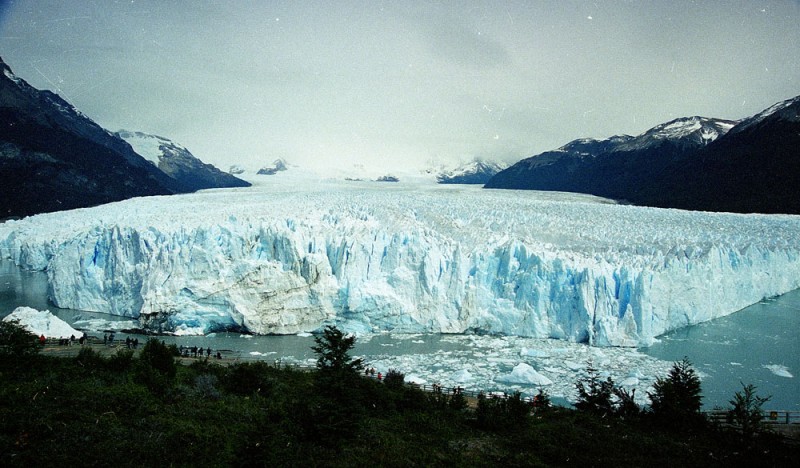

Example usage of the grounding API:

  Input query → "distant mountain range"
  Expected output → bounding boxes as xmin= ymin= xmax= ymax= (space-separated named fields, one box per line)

xmin=0 ymin=57 xmax=248 ymax=220
xmin=256 ymin=159 xmax=289 ymax=175
xmin=435 ymin=160 xmax=508 ymax=184
xmin=486 ymin=96 xmax=800 ymax=214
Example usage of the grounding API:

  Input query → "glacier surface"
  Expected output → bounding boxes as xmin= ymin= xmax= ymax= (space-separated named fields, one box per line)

xmin=1 ymin=175 xmax=799 ymax=346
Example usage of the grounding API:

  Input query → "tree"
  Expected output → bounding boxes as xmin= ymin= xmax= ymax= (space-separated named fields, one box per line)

xmin=574 ymin=362 xmax=614 ymax=417
xmin=306 ymin=326 xmax=366 ymax=445
xmin=311 ymin=325 xmax=363 ymax=376
xmin=648 ymin=357 xmax=704 ymax=428
xmin=613 ymin=387 xmax=640 ymax=419
xmin=729 ymin=382 xmax=771 ymax=439
xmin=0 ymin=319 xmax=41 ymax=357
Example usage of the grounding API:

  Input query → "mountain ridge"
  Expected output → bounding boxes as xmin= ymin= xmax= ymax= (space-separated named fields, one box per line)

xmin=116 ymin=130 xmax=250 ymax=192
xmin=486 ymin=96 xmax=800 ymax=214
xmin=0 ymin=57 xmax=247 ymax=219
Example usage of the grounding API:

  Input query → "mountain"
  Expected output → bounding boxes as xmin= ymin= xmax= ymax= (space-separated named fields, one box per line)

xmin=229 ymin=165 xmax=246 ymax=175
xmin=436 ymin=160 xmax=508 ymax=184
xmin=485 ymin=98 xmax=800 ymax=214
xmin=116 ymin=130 xmax=250 ymax=191
xmin=634 ymin=95 xmax=800 ymax=214
xmin=256 ymin=159 xmax=288 ymax=175
xmin=0 ymin=57 xmax=185 ymax=219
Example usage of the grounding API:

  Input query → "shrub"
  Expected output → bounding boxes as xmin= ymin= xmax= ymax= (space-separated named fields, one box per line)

xmin=532 ymin=388 xmax=551 ymax=411
xmin=448 ymin=387 xmax=468 ymax=411
xmin=193 ymin=374 xmax=221 ymax=400
xmin=223 ymin=362 xmax=274 ymax=396
xmin=613 ymin=387 xmax=640 ymax=419
xmin=383 ymin=368 xmax=405 ymax=389
xmin=75 ymin=346 xmax=105 ymax=369
xmin=476 ymin=391 xmax=529 ymax=431
xmin=107 ymin=348 xmax=135 ymax=373
xmin=138 ymin=339 xmax=177 ymax=379
xmin=134 ymin=339 xmax=177 ymax=394
xmin=0 ymin=319 xmax=41 ymax=357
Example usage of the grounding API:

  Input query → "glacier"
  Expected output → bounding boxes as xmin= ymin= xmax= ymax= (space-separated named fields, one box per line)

xmin=1 ymin=175 xmax=799 ymax=346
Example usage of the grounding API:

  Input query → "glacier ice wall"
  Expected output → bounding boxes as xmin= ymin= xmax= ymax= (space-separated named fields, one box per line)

xmin=1 ymin=180 xmax=799 ymax=346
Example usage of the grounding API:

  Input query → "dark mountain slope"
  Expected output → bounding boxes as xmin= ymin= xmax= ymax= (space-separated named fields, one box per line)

xmin=1 ymin=57 xmax=249 ymax=220
xmin=637 ymin=96 xmax=800 ymax=213
xmin=0 ymin=57 xmax=184 ymax=219
xmin=486 ymin=98 xmax=800 ymax=214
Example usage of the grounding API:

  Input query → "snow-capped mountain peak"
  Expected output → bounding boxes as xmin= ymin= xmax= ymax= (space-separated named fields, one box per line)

xmin=728 ymin=95 xmax=800 ymax=135
xmin=435 ymin=159 xmax=508 ymax=184
xmin=615 ymin=116 xmax=738 ymax=152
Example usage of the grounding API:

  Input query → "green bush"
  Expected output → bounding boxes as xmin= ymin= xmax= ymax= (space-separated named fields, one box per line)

xmin=613 ymin=387 xmax=640 ymax=419
xmin=0 ymin=319 xmax=41 ymax=357
xmin=475 ymin=391 xmax=530 ymax=431
xmin=75 ymin=346 xmax=105 ymax=369
xmin=383 ymin=368 xmax=405 ymax=389
xmin=223 ymin=362 xmax=275 ymax=396
xmin=193 ymin=374 xmax=221 ymax=400
xmin=107 ymin=348 xmax=135 ymax=373
xmin=138 ymin=339 xmax=177 ymax=379
xmin=134 ymin=339 xmax=178 ymax=394
xmin=311 ymin=325 xmax=363 ymax=376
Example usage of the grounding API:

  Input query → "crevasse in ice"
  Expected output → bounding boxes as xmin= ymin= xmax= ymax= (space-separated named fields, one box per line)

xmin=1 ymin=177 xmax=799 ymax=347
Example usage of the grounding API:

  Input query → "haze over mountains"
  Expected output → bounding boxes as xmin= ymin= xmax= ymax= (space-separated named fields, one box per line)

xmin=486 ymin=96 xmax=800 ymax=214
xmin=2 ymin=53 xmax=798 ymax=217
xmin=0 ymin=57 xmax=248 ymax=220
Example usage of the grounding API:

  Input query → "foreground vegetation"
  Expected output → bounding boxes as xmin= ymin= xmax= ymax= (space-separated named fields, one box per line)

xmin=1 ymin=323 xmax=796 ymax=466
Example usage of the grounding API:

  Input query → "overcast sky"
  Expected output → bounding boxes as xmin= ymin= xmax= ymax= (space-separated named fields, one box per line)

xmin=1 ymin=1 xmax=798 ymax=173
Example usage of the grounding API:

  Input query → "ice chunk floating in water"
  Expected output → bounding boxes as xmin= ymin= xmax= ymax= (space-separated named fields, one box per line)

xmin=763 ymin=364 xmax=793 ymax=378
xmin=1 ymin=179 xmax=800 ymax=347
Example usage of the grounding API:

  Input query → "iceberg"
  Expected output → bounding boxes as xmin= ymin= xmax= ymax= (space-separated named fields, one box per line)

xmin=496 ymin=363 xmax=553 ymax=386
xmin=1 ymin=179 xmax=800 ymax=347
xmin=763 ymin=364 xmax=793 ymax=378
xmin=451 ymin=369 xmax=474 ymax=383
xmin=3 ymin=306 xmax=82 ymax=339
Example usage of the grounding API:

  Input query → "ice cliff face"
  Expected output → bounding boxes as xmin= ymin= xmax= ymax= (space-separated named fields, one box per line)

xmin=1 ymin=180 xmax=799 ymax=346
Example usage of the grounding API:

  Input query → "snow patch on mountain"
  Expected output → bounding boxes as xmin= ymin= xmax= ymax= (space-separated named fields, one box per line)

xmin=115 ymin=130 xmax=184 ymax=166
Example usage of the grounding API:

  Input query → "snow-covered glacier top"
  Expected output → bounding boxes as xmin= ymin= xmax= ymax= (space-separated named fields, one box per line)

xmin=1 ymin=177 xmax=799 ymax=346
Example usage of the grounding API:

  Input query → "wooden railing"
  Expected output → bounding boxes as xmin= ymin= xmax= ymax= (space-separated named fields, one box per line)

xmin=707 ymin=409 xmax=800 ymax=425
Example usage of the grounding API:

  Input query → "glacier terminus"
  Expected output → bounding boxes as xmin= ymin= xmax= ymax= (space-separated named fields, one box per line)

xmin=1 ymin=175 xmax=799 ymax=347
